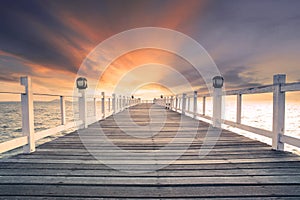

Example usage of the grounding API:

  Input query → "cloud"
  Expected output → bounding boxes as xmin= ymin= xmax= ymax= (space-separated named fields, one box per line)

xmin=222 ymin=66 xmax=262 ymax=89
xmin=0 ymin=0 xmax=300 ymax=99
xmin=190 ymin=0 xmax=300 ymax=85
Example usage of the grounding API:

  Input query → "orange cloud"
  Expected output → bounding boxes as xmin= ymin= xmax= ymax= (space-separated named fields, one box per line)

xmin=96 ymin=48 xmax=200 ymax=93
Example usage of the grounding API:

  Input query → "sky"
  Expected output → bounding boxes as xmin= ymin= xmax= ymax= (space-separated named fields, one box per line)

xmin=0 ymin=0 xmax=300 ymax=101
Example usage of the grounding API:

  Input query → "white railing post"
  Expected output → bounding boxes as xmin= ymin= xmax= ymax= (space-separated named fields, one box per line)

xmin=108 ymin=98 xmax=111 ymax=112
xmin=175 ymin=95 xmax=178 ymax=112
xmin=170 ymin=96 xmax=174 ymax=110
xmin=78 ymin=88 xmax=87 ymax=128
xmin=203 ymin=96 xmax=206 ymax=115
xmin=182 ymin=93 xmax=186 ymax=115
xmin=212 ymin=76 xmax=224 ymax=128
xmin=187 ymin=96 xmax=190 ymax=112
xmin=193 ymin=91 xmax=197 ymax=118
xmin=101 ymin=92 xmax=105 ymax=118
xmin=123 ymin=96 xmax=125 ymax=109
xmin=60 ymin=96 xmax=66 ymax=125
xmin=112 ymin=94 xmax=116 ymax=114
xmin=213 ymin=89 xmax=222 ymax=128
xmin=237 ymin=94 xmax=242 ymax=124
xmin=93 ymin=97 xmax=97 ymax=117
xmin=119 ymin=95 xmax=122 ymax=111
xmin=272 ymin=74 xmax=286 ymax=150
xmin=20 ymin=76 xmax=35 ymax=153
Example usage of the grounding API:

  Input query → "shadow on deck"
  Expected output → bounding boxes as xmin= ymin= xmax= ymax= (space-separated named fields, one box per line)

xmin=1 ymin=103 xmax=300 ymax=199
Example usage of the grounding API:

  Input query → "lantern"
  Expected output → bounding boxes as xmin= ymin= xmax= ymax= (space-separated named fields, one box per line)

xmin=212 ymin=76 xmax=224 ymax=88
xmin=76 ymin=77 xmax=88 ymax=89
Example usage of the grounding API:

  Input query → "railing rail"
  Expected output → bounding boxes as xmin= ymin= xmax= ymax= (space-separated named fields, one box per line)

xmin=159 ymin=74 xmax=300 ymax=151
xmin=0 ymin=76 xmax=141 ymax=154
xmin=0 ymin=85 xmax=25 ymax=94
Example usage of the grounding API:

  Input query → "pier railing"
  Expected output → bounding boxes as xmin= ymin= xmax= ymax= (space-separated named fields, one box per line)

xmin=159 ymin=74 xmax=300 ymax=151
xmin=0 ymin=76 xmax=140 ymax=154
xmin=1 ymin=74 xmax=299 ymax=154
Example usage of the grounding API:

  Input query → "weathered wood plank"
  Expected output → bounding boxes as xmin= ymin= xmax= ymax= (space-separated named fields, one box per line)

xmin=1 ymin=103 xmax=299 ymax=198
xmin=1 ymin=168 xmax=299 ymax=177
xmin=1 ymin=175 xmax=300 ymax=185
xmin=0 ymin=185 xmax=299 ymax=198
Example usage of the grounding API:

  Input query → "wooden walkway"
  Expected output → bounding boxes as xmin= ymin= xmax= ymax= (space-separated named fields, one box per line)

xmin=1 ymin=103 xmax=300 ymax=199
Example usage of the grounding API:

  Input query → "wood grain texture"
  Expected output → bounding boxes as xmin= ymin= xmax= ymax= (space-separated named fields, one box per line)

xmin=1 ymin=103 xmax=300 ymax=199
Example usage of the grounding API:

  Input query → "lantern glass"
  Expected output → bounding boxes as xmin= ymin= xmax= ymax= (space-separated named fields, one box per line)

xmin=212 ymin=76 xmax=224 ymax=88
xmin=78 ymin=80 xmax=84 ymax=87
xmin=76 ymin=77 xmax=87 ymax=89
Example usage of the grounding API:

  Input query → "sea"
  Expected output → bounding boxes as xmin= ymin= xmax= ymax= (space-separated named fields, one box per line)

xmin=0 ymin=100 xmax=109 ymax=142
xmin=196 ymin=97 xmax=300 ymax=154
xmin=0 ymin=99 xmax=299 ymax=155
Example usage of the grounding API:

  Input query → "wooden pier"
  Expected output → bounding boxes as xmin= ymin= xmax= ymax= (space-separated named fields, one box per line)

xmin=1 ymin=103 xmax=300 ymax=199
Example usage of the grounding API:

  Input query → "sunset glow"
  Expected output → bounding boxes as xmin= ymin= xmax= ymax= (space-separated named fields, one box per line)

xmin=0 ymin=0 xmax=300 ymax=101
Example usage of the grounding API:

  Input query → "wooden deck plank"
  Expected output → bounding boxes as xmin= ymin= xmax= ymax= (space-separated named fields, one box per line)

xmin=0 ymin=103 xmax=300 ymax=198
xmin=1 ymin=168 xmax=300 ymax=176
xmin=0 ymin=185 xmax=300 ymax=198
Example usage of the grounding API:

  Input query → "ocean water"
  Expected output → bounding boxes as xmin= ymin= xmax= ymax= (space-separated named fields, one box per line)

xmin=196 ymin=99 xmax=300 ymax=139
xmin=0 ymin=100 xmax=112 ymax=143
xmin=0 ymin=100 xmax=299 ymax=154
xmin=193 ymin=98 xmax=300 ymax=154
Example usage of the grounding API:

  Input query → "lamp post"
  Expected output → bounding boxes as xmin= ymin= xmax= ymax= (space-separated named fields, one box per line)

xmin=131 ymin=95 xmax=134 ymax=106
xmin=77 ymin=77 xmax=88 ymax=128
xmin=193 ymin=91 xmax=197 ymax=119
xmin=212 ymin=76 xmax=224 ymax=128
xmin=101 ymin=92 xmax=105 ymax=118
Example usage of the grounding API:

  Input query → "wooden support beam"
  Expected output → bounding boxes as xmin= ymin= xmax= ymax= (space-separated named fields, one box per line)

xmin=236 ymin=94 xmax=242 ymax=124
xmin=60 ymin=96 xmax=66 ymax=125
xmin=20 ymin=76 xmax=35 ymax=153
xmin=272 ymin=74 xmax=286 ymax=151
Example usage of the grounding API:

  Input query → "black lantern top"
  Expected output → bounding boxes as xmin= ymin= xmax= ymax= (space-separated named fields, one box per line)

xmin=76 ymin=77 xmax=88 ymax=89
xmin=131 ymin=95 xmax=134 ymax=99
xmin=160 ymin=95 xmax=163 ymax=98
xmin=212 ymin=76 xmax=224 ymax=88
